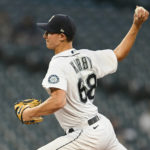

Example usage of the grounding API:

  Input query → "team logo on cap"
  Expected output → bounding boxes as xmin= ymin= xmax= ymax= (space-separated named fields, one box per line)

xmin=48 ymin=15 xmax=55 ymax=22
xmin=48 ymin=75 xmax=59 ymax=84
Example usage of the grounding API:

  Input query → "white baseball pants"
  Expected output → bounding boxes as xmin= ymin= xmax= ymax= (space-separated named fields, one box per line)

xmin=37 ymin=114 xmax=127 ymax=150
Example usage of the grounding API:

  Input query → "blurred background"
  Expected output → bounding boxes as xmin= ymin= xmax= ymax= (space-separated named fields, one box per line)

xmin=0 ymin=0 xmax=150 ymax=150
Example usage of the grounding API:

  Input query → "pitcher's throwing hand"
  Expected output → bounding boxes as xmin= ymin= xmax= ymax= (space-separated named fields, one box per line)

xmin=134 ymin=6 xmax=149 ymax=26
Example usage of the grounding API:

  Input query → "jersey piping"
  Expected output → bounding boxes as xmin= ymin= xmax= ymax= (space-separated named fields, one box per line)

xmin=54 ymin=53 xmax=80 ymax=58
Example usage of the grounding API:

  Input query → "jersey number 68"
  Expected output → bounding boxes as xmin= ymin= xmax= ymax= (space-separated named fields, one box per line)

xmin=78 ymin=73 xmax=97 ymax=103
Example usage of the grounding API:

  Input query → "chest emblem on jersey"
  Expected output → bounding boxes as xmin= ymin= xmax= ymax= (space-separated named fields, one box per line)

xmin=48 ymin=75 xmax=59 ymax=84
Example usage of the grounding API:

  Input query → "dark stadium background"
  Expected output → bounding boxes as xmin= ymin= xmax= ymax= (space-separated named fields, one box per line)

xmin=0 ymin=0 xmax=150 ymax=149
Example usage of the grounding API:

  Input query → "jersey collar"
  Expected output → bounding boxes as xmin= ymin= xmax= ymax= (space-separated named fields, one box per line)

xmin=53 ymin=48 xmax=79 ymax=59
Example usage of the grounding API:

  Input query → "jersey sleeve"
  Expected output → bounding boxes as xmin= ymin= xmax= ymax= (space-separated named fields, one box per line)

xmin=42 ymin=60 xmax=67 ymax=91
xmin=92 ymin=49 xmax=118 ymax=78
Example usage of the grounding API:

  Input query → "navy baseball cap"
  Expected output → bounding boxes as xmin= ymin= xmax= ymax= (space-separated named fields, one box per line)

xmin=37 ymin=14 xmax=76 ymax=41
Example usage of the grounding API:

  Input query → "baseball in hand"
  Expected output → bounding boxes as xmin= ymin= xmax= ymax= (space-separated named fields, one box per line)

xmin=134 ymin=6 xmax=149 ymax=25
xmin=135 ymin=6 xmax=145 ymax=15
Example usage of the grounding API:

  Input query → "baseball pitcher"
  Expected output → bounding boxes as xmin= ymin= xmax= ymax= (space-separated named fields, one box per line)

xmin=15 ymin=6 xmax=149 ymax=150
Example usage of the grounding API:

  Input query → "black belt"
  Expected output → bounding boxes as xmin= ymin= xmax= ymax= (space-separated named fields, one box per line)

xmin=88 ymin=115 xmax=99 ymax=125
xmin=68 ymin=115 xmax=100 ymax=133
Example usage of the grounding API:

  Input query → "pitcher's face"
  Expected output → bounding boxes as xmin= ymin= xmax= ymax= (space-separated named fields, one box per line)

xmin=43 ymin=32 xmax=61 ymax=50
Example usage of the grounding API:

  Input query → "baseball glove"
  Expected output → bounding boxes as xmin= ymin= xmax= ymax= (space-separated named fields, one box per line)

xmin=14 ymin=99 xmax=43 ymax=125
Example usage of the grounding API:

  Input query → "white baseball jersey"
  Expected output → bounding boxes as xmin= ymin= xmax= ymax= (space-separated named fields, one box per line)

xmin=42 ymin=48 xmax=118 ymax=131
